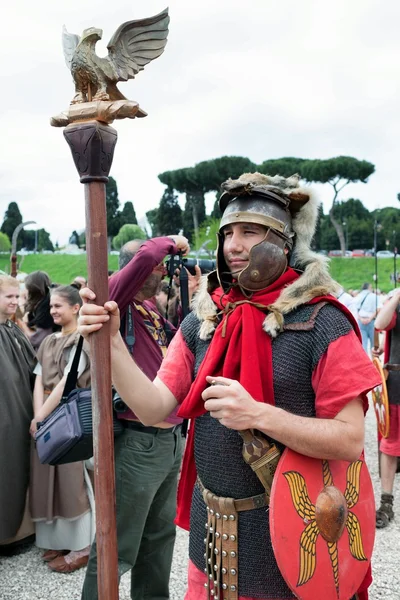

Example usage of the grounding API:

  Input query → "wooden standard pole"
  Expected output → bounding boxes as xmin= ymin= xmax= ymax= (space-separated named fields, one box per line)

xmin=64 ymin=120 xmax=119 ymax=600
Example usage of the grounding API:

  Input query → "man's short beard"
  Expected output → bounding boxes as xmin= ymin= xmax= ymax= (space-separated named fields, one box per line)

xmin=140 ymin=273 xmax=162 ymax=299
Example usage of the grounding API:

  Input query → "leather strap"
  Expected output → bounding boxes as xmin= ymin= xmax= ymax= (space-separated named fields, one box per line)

xmin=283 ymin=301 xmax=328 ymax=331
xmin=384 ymin=363 xmax=400 ymax=371
xmin=197 ymin=478 xmax=269 ymax=511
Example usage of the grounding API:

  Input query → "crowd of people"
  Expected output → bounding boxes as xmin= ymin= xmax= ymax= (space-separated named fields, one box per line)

xmin=1 ymin=171 xmax=399 ymax=600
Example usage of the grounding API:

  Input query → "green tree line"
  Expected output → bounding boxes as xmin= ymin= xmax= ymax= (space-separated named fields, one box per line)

xmin=124 ymin=155 xmax=398 ymax=255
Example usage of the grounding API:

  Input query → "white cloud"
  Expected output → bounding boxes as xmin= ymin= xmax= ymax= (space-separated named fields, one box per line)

xmin=1 ymin=0 xmax=400 ymax=244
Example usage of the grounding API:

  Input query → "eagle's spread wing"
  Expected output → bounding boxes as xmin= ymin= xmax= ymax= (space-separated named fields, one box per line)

xmin=106 ymin=8 xmax=169 ymax=83
xmin=298 ymin=521 xmax=319 ymax=586
xmin=344 ymin=460 xmax=363 ymax=509
xmin=62 ymin=26 xmax=80 ymax=70
xmin=283 ymin=471 xmax=315 ymax=521
xmin=346 ymin=511 xmax=367 ymax=561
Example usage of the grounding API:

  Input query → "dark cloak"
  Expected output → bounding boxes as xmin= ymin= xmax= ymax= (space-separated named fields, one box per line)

xmin=0 ymin=320 xmax=35 ymax=542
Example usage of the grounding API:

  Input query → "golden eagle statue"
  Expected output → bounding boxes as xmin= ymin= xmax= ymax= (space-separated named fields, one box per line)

xmin=62 ymin=8 xmax=169 ymax=105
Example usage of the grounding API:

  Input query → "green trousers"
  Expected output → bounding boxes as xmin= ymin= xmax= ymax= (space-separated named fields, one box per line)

xmin=81 ymin=426 xmax=184 ymax=600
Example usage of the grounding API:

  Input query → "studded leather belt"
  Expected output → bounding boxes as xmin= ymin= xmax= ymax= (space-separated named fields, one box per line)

xmin=198 ymin=478 xmax=269 ymax=600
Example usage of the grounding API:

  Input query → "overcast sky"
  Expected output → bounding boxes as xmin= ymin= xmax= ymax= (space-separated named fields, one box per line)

xmin=1 ymin=0 xmax=399 ymax=245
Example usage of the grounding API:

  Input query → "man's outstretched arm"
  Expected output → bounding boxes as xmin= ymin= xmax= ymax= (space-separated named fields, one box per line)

xmin=78 ymin=293 xmax=178 ymax=425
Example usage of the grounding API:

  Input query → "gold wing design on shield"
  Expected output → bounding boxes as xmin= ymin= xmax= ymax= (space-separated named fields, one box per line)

xmin=346 ymin=511 xmax=367 ymax=561
xmin=283 ymin=472 xmax=318 ymax=586
xmin=322 ymin=459 xmax=334 ymax=487
xmin=327 ymin=541 xmax=339 ymax=596
xmin=298 ymin=520 xmax=319 ymax=585
xmin=283 ymin=471 xmax=316 ymax=521
xmin=344 ymin=460 xmax=362 ymax=509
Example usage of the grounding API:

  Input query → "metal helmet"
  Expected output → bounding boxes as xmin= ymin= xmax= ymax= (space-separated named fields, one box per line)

xmin=217 ymin=189 xmax=294 ymax=292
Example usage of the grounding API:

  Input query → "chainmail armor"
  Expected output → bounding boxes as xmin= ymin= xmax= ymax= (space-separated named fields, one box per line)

xmin=181 ymin=303 xmax=353 ymax=598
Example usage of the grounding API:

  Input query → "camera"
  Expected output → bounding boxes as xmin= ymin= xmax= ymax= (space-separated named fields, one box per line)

xmin=112 ymin=390 xmax=128 ymax=413
xmin=166 ymin=255 xmax=216 ymax=276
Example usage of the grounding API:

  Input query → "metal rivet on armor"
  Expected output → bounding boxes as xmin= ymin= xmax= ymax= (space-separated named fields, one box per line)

xmin=214 ymin=580 xmax=218 ymax=586
xmin=209 ymin=527 xmax=213 ymax=533
xmin=222 ymin=550 xmax=227 ymax=557
xmin=214 ymin=564 xmax=218 ymax=571
xmin=210 ymin=591 xmax=214 ymax=597
xmin=210 ymin=509 xmax=214 ymax=515
xmin=204 ymin=583 xmax=208 ymax=588
xmin=230 ymin=535 xmax=236 ymax=541
xmin=230 ymin=568 xmax=237 ymax=575
xmin=206 ymin=506 xmax=209 ymax=512
xmin=209 ymin=573 xmax=213 ymax=579
xmin=222 ymin=533 xmax=228 ymax=540
xmin=205 ymin=523 xmax=208 ymax=529
xmin=214 ymin=548 xmax=219 ymax=555
xmin=251 ymin=269 xmax=260 ymax=280
xmin=223 ymin=515 xmax=228 ymax=521
xmin=230 ymin=551 xmax=236 ymax=558
xmin=215 ymin=532 xmax=220 ymax=538
xmin=215 ymin=597 xmax=219 ymax=600
xmin=208 ymin=558 xmax=212 ymax=564
xmin=209 ymin=542 xmax=213 ymax=548
xmin=230 ymin=585 xmax=237 ymax=591
xmin=204 ymin=538 xmax=207 ymax=544
xmin=204 ymin=568 xmax=207 ymax=574
xmin=222 ymin=583 xmax=227 ymax=589
xmin=229 ymin=514 xmax=235 ymax=521
xmin=216 ymin=512 xmax=221 ymax=519
xmin=222 ymin=567 xmax=227 ymax=574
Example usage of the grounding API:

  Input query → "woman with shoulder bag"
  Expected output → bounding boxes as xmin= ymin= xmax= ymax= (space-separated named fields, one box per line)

xmin=30 ymin=285 xmax=94 ymax=573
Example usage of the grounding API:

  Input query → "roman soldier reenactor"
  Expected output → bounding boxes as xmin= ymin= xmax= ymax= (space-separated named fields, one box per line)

xmin=79 ymin=172 xmax=380 ymax=600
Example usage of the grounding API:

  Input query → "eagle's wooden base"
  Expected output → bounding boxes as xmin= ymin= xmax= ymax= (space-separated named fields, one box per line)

xmin=51 ymin=99 xmax=147 ymax=127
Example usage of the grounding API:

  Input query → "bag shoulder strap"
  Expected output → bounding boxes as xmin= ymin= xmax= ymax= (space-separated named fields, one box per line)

xmin=62 ymin=336 xmax=84 ymax=401
xmin=120 ymin=304 xmax=135 ymax=354
xmin=359 ymin=292 xmax=371 ymax=309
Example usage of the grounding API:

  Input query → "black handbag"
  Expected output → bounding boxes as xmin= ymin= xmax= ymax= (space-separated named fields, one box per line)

xmin=35 ymin=336 xmax=124 ymax=465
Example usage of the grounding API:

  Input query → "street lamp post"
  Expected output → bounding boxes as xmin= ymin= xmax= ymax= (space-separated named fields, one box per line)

xmin=342 ymin=221 xmax=348 ymax=252
xmin=10 ymin=221 xmax=36 ymax=277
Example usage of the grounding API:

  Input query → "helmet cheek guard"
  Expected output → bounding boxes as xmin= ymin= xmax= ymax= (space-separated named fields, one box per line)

xmin=238 ymin=229 xmax=288 ymax=292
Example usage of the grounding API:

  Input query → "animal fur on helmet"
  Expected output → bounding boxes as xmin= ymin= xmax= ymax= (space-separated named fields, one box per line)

xmin=192 ymin=172 xmax=340 ymax=340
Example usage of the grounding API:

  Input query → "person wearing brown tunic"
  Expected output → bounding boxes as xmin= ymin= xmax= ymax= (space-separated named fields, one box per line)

xmin=0 ymin=275 xmax=35 ymax=552
xmin=30 ymin=285 xmax=93 ymax=573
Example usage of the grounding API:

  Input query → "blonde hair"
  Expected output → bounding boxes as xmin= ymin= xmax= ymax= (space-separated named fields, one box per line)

xmin=0 ymin=275 xmax=19 ymax=292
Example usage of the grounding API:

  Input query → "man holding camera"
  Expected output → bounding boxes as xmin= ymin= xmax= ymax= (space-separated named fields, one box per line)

xmin=81 ymin=234 xmax=190 ymax=600
xmin=79 ymin=174 xmax=379 ymax=600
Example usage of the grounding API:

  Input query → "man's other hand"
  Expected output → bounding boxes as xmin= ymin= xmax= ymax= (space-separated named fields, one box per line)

xmin=168 ymin=235 xmax=190 ymax=255
xmin=78 ymin=287 xmax=120 ymax=338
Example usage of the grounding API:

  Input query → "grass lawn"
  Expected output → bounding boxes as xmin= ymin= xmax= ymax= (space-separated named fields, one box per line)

xmin=0 ymin=254 xmax=119 ymax=285
xmin=0 ymin=254 xmax=398 ymax=292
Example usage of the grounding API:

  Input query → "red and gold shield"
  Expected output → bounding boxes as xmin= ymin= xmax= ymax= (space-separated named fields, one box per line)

xmin=371 ymin=357 xmax=390 ymax=438
xmin=270 ymin=449 xmax=375 ymax=600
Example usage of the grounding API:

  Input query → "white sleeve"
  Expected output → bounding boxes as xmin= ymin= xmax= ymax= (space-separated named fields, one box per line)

xmin=33 ymin=362 xmax=42 ymax=376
